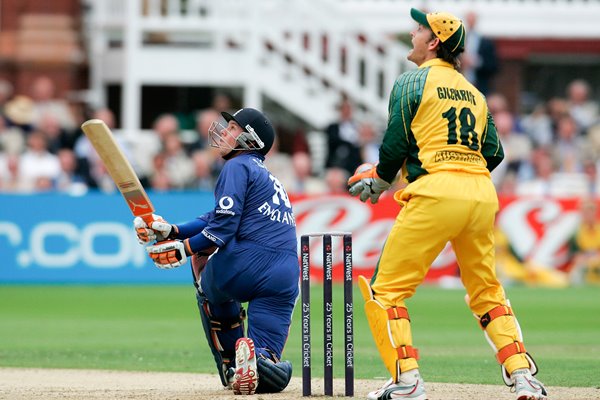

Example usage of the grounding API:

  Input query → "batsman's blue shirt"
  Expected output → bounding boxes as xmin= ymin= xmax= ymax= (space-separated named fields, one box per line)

xmin=184 ymin=151 xmax=297 ymax=254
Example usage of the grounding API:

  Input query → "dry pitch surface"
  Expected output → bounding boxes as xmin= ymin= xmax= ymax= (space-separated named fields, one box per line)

xmin=1 ymin=368 xmax=599 ymax=399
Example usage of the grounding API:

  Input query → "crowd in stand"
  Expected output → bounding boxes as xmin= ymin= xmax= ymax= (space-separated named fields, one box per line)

xmin=1 ymin=75 xmax=599 ymax=198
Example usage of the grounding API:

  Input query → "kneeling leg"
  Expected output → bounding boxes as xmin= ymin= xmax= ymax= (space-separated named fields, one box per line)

xmin=195 ymin=292 xmax=245 ymax=387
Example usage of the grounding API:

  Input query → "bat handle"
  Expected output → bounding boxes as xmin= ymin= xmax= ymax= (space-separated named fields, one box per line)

xmin=141 ymin=214 xmax=155 ymax=227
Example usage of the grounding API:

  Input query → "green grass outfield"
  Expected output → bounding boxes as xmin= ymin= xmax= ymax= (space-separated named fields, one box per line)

xmin=0 ymin=285 xmax=598 ymax=387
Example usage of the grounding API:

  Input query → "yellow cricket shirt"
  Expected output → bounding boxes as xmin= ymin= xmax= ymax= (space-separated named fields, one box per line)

xmin=376 ymin=58 xmax=504 ymax=184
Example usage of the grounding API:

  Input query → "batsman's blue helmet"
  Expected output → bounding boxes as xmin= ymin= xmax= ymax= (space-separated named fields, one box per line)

xmin=221 ymin=108 xmax=275 ymax=155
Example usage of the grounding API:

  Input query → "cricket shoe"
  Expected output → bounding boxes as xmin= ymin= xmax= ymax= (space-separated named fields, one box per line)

xmin=367 ymin=377 xmax=427 ymax=400
xmin=511 ymin=369 xmax=548 ymax=400
xmin=232 ymin=337 xmax=258 ymax=395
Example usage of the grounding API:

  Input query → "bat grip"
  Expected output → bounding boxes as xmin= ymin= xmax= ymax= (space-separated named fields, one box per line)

xmin=141 ymin=214 xmax=155 ymax=227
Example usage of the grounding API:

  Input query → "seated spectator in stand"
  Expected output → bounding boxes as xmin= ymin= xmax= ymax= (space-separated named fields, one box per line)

xmin=514 ymin=147 xmax=556 ymax=196
xmin=143 ymin=113 xmax=181 ymax=174
xmin=264 ymin=134 xmax=295 ymax=191
xmin=150 ymin=152 xmax=172 ymax=191
xmin=189 ymin=94 xmax=232 ymax=153
xmin=189 ymin=150 xmax=215 ymax=191
xmin=38 ymin=113 xmax=75 ymax=153
xmin=566 ymin=79 xmax=599 ymax=132
xmin=162 ymin=132 xmax=195 ymax=189
xmin=324 ymin=167 xmax=349 ymax=194
xmin=30 ymin=75 xmax=76 ymax=130
xmin=324 ymin=98 xmax=363 ymax=175
xmin=547 ymin=97 xmax=570 ymax=137
xmin=490 ymin=111 xmax=532 ymax=189
xmin=0 ymin=115 xmax=25 ymax=155
xmin=358 ymin=121 xmax=380 ymax=165
xmin=521 ymin=102 xmax=553 ymax=148
xmin=289 ymin=152 xmax=327 ymax=195
xmin=553 ymin=114 xmax=587 ymax=173
xmin=0 ymin=153 xmax=24 ymax=192
xmin=190 ymin=108 xmax=221 ymax=152
xmin=54 ymin=148 xmax=88 ymax=194
xmin=567 ymin=198 xmax=600 ymax=285
xmin=3 ymin=95 xmax=35 ymax=134
xmin=486 ymin=92 xmax=509 ymax=117
xmin=19 ymin=131 xmax=61 ymax=192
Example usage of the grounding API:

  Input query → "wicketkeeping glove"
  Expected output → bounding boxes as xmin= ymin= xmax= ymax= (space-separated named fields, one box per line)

xmin=145 ymin=239 xmax=188 ymax=269
xmin=347 ymin=163 xmax=391 ymax=204
xmin=133 ymin=214 xmax=174 ymax=244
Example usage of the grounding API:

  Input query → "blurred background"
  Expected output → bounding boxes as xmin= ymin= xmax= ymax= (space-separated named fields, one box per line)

xmin=1 ymin=0 xmax=600 ymax=287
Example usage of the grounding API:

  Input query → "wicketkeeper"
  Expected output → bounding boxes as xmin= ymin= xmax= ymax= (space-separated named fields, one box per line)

xmin=134 ymin=108 xmax=298 ymax=395
xmin=348 ymin=8 xmax=548 ymax=400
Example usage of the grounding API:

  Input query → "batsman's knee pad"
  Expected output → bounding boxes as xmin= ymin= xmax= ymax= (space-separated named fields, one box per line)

xmin=475 ymin=304 xmax=539 ymax=386
xmin=196 ymin=293 xmax=246 ymax=387
xmin=255 ymin=356 xmax=292 ymax=393
xmin=359 ymin=276 xmax=419 ymax=381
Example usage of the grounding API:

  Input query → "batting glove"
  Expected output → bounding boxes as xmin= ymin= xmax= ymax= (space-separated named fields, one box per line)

xmin=133 ymin=214 xmax=174 ymax=244
xmin=146 ymin=239 xmax=188 ymax=269
xmin=348 ymin=163 xmax=391 ymax=204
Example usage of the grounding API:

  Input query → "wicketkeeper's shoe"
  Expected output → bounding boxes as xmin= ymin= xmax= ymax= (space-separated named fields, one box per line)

xmin=367 ymin=372 xmax=427 ymax=400
xmin=232 ymin=337 xmax=258 ymax=395
xmin=510 ymin=369 xmax=548 ymax=400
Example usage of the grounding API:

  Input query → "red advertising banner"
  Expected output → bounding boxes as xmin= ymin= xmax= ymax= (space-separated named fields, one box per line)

xmin=291 ymin=194 xmax=584 ymax=283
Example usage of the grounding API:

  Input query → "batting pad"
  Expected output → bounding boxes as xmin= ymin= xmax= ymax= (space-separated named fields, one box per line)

xmin=359 ymin=276 xmax=419 ymax=380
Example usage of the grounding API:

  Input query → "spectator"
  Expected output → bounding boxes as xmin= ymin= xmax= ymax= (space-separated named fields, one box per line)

xmin=54 ymin=148 xmax=88 ymax=194
xmin=553 ymin=114 xmax=587 ymax=173
xmin=324 ymin=98 xmax=363 ymax=175
xmin=0 ymin=115 xmax=26 ymax=155
xmin=547 ymin=97 xmax=570 ymax=136
xmin=486 ymin=92 xmax=509 ymax=117
xmin=289 ymin=152 xmax=327 ymax=195
xmin=358 ymin=121 xmax=381 ymax=165
xmin=29 ymin=75 xmax=76 ymax=130
xmin=568 ymin=198 xmax=600 ymax=285
xmin=3 ymin=95 xmax=34 ymax=134
xmin=150 ymin=152 xmax=172 ymax=191
xmin=461 ymin=11 xmax=499 ymax=95
xmin=162 ymin=132 xmax=195 ymax=189
xmin=19 ymin=131 xmax=61 ymax=192
xmin=323 ymin=167 xmax=349 ymax=194
xmin=189 ymin=150 xmax=215 ymax=191
xmin=38 ymin=113 xmax=75 ymax=153
xmin=190 ymin=108 xmax=221 ymax=152
xmin=0 ymin=153 xmax=24 ymax=192
xmin=566 ymin=79 xmax=599 ymax=131
xmin=521 ymin=102 xmax=553 ymax=148
xmin=515 ymin=147 xmax=556 ymax=196
xmin=491 ymin=111 xmax=532 ymax=189
xmin=189 ymin=93 xmax=234 ymax=153
xmin=264 ymin=135 xmax=295 ymax=191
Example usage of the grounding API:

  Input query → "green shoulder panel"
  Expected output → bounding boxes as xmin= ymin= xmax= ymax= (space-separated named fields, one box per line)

xmin=377 ymin=67 xmax=429 ymax=183
xmin=480 ymin=110 xmax=505 ymax=172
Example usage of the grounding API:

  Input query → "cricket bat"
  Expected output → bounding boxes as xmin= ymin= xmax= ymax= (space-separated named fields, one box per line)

xmin=81 ymin=119 xmax=155 ymax=225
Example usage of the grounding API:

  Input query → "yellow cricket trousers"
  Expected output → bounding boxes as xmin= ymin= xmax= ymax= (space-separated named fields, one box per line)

xmin=371 ymin=171 xmax=529 ymax=374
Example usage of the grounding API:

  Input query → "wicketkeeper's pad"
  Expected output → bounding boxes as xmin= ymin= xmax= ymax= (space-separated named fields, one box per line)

xmin=359 ymin=275 xmax=419 ymax=381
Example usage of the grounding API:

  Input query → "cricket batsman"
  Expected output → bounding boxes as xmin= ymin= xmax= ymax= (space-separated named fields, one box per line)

xmin=347 ymin=8 xmax=548 ymax=400
xmin=134 ymin=108 xmax=298 ymax=395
